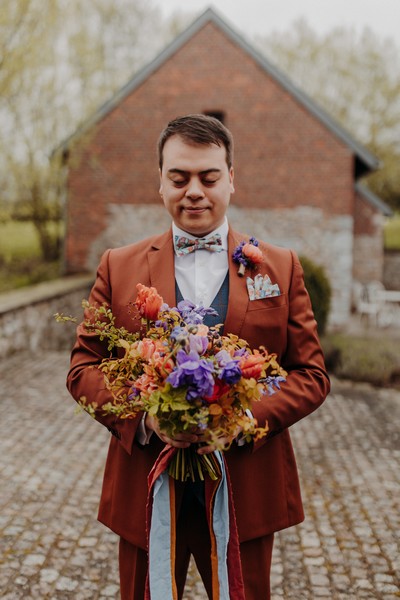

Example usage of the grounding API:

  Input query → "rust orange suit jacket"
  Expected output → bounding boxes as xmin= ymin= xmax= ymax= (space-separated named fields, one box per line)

xmin=67 ymin=227 xmax=330 ymax=549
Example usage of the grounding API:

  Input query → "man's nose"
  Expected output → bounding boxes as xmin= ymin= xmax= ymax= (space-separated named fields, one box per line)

xmin=185 ymin=179 xmax=205 ymax=199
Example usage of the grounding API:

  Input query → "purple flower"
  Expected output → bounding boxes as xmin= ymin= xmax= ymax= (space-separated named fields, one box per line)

xmin=189 ymin=333 xmax=208 ymax=355
xmin=177 ymin=300 xmax=218 ymax=325
xmin=234 ymin=347 xmax=248 ymax=358
xmin=232 ymin=241 xmax=247 ymax=266
xmin=167 ymin=350 xmax=216 ymax=400
xmin=170 ymin=326 xmax=189 ymax=346
xmin=215 ymin=350 xmax=242 ymax=384
xmin=262 ymin=375 xmax=286 ymax=396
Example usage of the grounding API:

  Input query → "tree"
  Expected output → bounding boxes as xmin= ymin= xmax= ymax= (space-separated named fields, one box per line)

xmin=0 ymin=0 xmax=64 ymax=260
xmin=255 ymin=20 xmax=400 ymax=211
xmin=0 ymin=0 xmax=169 ymax=261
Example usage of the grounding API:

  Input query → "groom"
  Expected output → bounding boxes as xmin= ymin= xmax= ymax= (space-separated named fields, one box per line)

xmin=67 ymin=114 xmax=330 ymax=599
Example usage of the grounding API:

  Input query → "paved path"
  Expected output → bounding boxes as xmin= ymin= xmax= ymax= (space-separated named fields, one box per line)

xmin=0 ymin=351 xmax=399 ymax=599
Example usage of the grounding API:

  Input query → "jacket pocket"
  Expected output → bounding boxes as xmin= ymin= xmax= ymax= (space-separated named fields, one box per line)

xmin=247 ymin=293 xmax=288 ymax=311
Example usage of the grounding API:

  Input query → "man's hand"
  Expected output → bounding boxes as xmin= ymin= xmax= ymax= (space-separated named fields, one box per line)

xmin=145 ymin=414 xmax=200 ymax=448
xmin=145 ymin=414 xmax=243 ymax=454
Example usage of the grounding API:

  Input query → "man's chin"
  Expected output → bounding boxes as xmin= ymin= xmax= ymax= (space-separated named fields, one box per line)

xmin=179 ymin=219 xmax=214 ymax=238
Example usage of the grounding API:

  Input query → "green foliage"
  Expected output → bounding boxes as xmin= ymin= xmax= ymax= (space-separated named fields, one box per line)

xmin=257 ymin=22 xmax=400 ymax=212
xmin=322 ymin=333 xmax=400 ymax=388
xmin=0 ymin=220 xmax=40 ymax=260
xmin=299 ymin=255 xmax=332 ymax=335
xmin=0 ymin=220 xmax=62 ymax=292
xmin=366 ymin=148 xmax=400 ymax=214
xmin=1 ymin=0 xmax=167 ymax=268
xmin=82 ymin=300 xmax=139 ymax=351
xmin=0 ymin=257 xmax=61 ymax=292
xmin=384 ymin=214 xmax=400 ymax=250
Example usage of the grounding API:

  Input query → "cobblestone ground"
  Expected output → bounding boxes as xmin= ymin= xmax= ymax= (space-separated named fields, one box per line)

xmin=0 ymin=351 xmax=399 ymax=599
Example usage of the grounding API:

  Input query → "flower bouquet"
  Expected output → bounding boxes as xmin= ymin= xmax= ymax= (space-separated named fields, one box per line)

xmin=60 ymin=284 xmax=286 ymax=482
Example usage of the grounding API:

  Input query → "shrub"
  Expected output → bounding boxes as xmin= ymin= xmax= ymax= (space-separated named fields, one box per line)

xmin=321 ymin=333 xmax=400 ymax=389
xmin=299 ymin=255 xmax=332 ymax=335
xmin=384 ymin=213 xmax=400 ymax=251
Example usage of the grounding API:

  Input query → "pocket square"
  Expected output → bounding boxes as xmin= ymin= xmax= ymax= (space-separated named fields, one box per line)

xmin=246 ymin=274 xmax=281 ymax=300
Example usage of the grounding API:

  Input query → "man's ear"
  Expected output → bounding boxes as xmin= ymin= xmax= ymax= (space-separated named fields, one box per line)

xmin=159 ymin=168 xmax=163 ymax=198
xmin=229 ymin=167 xmax=235 ymax=194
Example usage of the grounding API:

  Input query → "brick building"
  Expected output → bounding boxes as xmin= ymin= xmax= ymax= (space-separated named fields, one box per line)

xmin=59 ymin=8 xmax=391 ymax=327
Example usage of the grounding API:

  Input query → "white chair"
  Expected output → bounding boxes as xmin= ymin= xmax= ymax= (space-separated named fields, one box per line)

xmin=354 ymin=281 xmax=386 ymax=326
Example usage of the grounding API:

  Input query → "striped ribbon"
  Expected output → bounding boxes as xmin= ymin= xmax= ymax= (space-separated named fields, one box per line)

xmin=145 ymin=446 xmax=245 ymax=599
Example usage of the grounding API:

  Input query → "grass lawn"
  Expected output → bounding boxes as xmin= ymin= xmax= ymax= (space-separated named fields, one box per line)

xmin=0 ymin=220 xmax=61 ymax=292
xmin=384 ymin=213 xmax=400 ymax=250
xmin=0 ymin=220 xmax=42 ymax=260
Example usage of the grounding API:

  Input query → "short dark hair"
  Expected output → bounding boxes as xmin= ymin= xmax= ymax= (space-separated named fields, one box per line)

xmin=157 ymin=114 xmax=234 ymax=170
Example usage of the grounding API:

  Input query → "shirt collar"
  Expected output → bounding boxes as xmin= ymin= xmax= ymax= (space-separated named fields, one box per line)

xmin=172 ymin=219 xmax=228 ymax=254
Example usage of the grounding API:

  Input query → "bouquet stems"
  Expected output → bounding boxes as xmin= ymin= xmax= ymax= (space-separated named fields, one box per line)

xmin=168 ymin=446 xmax=222 ymax=482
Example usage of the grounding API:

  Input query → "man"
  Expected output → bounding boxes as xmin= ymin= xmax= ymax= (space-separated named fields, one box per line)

xmin=67 ymin=114 xmax=330 ymax=599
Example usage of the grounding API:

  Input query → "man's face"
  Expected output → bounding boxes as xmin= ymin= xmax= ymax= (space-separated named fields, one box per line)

xmin=159 ymin=135 xmax=234 ymax=237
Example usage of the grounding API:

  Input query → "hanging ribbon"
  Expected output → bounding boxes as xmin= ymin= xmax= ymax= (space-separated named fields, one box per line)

xmin=145 ymin=446 xmax=245 ymax=600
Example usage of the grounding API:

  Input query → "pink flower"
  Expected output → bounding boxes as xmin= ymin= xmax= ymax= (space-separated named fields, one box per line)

xmin=137 ymin=338 xmax=163 ymax=360
xmin=241 ymin=243 xmax=263 ymax=264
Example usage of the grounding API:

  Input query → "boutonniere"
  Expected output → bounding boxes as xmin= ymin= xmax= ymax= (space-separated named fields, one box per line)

xmin=232 ymin=237 xmax=263 ymax=277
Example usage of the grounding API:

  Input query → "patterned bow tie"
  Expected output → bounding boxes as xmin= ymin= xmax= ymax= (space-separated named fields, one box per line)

xmin=174 ymin=233 xmax=223 ymax=256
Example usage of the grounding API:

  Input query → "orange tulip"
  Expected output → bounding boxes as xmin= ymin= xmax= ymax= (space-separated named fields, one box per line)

xmin=239 ymin=353 xmax=265 ymax=379
xmin=135 ymin=283 xmax=163 ymax=321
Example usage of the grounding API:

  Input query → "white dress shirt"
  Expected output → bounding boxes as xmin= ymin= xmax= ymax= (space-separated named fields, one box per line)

xmin=173 ymin=219 xmax=229 ymax=307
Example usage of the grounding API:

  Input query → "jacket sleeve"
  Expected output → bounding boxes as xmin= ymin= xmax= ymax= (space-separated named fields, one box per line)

xmin=66 ymin=250 xmax=141 ymax=455
xmin=251 ymin=251 xmax=330 ymax=451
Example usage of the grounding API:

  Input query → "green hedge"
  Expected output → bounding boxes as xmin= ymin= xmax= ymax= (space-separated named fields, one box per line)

xmin=300 ymin=255 xmax=332 ymax=335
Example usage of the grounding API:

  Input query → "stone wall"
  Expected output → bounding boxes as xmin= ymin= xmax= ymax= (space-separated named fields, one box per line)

xmin=0 ymin=276 xmax=93 ymax=359
xmin=353 ymin=192 xmax=385 ymax=284
xmin=383 ymin=250 xmax=400 ymax=290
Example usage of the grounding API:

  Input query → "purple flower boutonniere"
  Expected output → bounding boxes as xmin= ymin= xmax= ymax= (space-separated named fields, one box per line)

xmin=232 ymin=237 xmax=263 ymax=277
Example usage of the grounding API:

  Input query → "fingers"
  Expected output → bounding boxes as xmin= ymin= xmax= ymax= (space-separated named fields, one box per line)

xmin=159 ymin=431 xmax=200 ymax=448
xmin=144 ymin=413 xmax=241 ymax=452
xmin=144 ymin=413 xmax=200 ymax=448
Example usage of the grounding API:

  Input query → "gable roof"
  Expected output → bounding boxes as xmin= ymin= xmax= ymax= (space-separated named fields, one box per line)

xmin=56 ymin=6 xmax=379 ymax=176
xmin=355 ymin=182 xmax=393 ymax=216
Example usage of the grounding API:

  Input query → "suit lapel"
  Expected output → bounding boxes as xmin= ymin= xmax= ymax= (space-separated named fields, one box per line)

xmin=224 ymin=228 xmax=250 ymax=337
xmin=147 ymin=229 xmax=176 ymax=308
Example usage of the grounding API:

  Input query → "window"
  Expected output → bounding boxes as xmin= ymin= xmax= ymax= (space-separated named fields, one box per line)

xmin=203 ymin=110 xmax=225 ymax=124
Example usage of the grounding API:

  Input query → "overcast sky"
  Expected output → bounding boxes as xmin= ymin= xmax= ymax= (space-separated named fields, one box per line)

xmin=158 ymin=0 xmax=399 ymax=41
